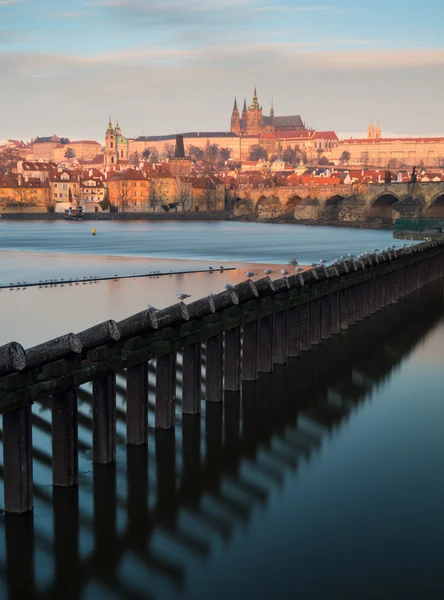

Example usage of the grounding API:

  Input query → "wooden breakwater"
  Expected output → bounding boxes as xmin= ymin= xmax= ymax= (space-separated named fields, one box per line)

xmin=0 ymin=240 xmax=443 ymax=514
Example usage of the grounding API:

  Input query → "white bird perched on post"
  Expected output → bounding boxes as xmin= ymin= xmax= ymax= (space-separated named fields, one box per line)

xmin=224 ymin=282 xmax=235 ymax=290
xmin=296 ymin=267 xmax=303 ymax=273
xmin=264 ymin=269 xmax=273 ymax=275
xmin=281 ymin=269 xmax=289 ymax=276
xmin=245 ymin=271 xmax=256 ymax=278
xmin=177 ymin=293 xmax=191 ymax=300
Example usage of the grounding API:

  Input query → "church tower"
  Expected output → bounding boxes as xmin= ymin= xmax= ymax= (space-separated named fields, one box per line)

xmin=375 ymin=122 xmax=382 ymax=139
xmin=246 ymin=87 xmax=263 ymax=135
xmin=270 ymin=98 xmax=274 ymax=120
xmin=242 ymin=98 xmax=247 ymax=120
xmin=104 ymin=117 xmax=116 ymax=166
xmin=368 ymin=120 xmax=375 ymax=139
xmin=230 ymin=97 xmax=240 ymax=135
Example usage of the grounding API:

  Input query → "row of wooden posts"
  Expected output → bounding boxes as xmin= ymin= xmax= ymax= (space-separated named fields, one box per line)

xmin=1 ymin=240 xmax=444 ymax=514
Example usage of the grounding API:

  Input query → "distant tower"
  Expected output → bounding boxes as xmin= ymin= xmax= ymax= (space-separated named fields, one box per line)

xmin=246 ymin=86 xmax=263 ymax=135
xmin=242 ymin=98 xmax=247 ymax=120
xmin=104 ymin=117 xmax=116 ymax=166
xmin=230 ymin=97 xmax=241 ymax=135
xmin=375 ymin=122 xmax=382 ymax=139
xmin=368 ymin=120 xmax=375 ymax=139
xmin=104 ymin=117 xmax=129 ymax=167
xmin=270 ymin=97 xmax=274 ymax=120
xmin=169 ymin=134 xmax=192 ymax=177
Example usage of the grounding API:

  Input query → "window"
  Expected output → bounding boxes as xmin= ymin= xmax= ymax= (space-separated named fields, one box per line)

xmin=121 ymin=150 xmax=123 ymax=158
xmin=110 ymin=142 xmax=114 ymax=149
xmin=111 ymin=156 xmax=114 ymax=164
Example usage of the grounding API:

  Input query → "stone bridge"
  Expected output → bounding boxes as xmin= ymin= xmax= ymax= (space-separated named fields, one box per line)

xmin=234 ymin=182 xmax=444 ymax=222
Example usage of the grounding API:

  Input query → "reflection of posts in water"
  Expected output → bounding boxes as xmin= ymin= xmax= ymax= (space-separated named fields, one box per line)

xmin=181 ymin=414 xmax=201 ymax=503
xmin=5 ymin=513 xmax=34 ymax=600
xmin=53 ymin=487 xmax=81 ymax=600
xmin=155 ymin=430 xmax=177 ymax=525
xmin=127 ymin=446 xmax=150 ymax=552
xmin=93 ymin=464 xmax=118 ymax=576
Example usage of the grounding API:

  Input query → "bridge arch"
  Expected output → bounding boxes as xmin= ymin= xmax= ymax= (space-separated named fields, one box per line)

xmin=283 ymin=195 xmax=304 ymax=214
xmin=233 ymin=197 xmax=253 ymax=217
xmin=368 ymin=192 xmax=401 ymax=220
xmin=325 ymin=195 xmax=344 ymax=207
xmin=255 ymin=195 xmax=282 ymax=219
xmin=324 ymin=195 xmax=345 ymax=220
xmin=425 ymin=194 xmax=444 ymax=217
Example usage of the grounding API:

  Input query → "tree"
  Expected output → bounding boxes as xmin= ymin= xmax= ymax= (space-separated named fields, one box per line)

xmin=189 ymin=145 xmax=204 ymax=161
xmin=316 ymin=148 xmax=324 ymax=162
xmin=64 ymin=147 xmax=76 ymax=159
xmin=174 ymin=176 xmax=192 ymax=211
xmin=219 ymin=147 xmax=231 ymax=163
xmin=130 ymin=151 xmax=140 ymax=165
xmin=319 ymin=156 xmax=331 ymax=166
xmin=204 ymin=142 xmax=219 ymax=164
xmin=163 ymin=143 xmax=175 ymax=158
xmin=142 ymin=149 xmax=151 ymax=160
xmin=248 ymin=145 xmax=268 ymax=161
xmin=360 ymin=151 xmax=369 ymax=167
xmin=113 ymin=174 xmax=131 ymax=210
xmin=148 ymin=177 xmax=167 ymax=211
xmin=147 ymin=147 xmax=159 ymax=164
xmin=282 ymin=148 xmax=298 ymax=165
xmin=388 ymin=158 xmax=399 ymax=169
xmin=340 ymin=150 xmax=351 ymax=164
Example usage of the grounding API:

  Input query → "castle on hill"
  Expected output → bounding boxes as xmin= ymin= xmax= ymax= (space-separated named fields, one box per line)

xmin=230 ymin=87 xmax=306 ymax=136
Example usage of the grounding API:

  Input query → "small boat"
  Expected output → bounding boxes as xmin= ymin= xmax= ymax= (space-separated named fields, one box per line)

xmin=65 ymin=207 xmax=83 ymax=220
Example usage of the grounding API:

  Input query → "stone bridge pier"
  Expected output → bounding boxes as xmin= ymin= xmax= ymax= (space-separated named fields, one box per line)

xmin=234 ymin=182 xmax=444 ymax=223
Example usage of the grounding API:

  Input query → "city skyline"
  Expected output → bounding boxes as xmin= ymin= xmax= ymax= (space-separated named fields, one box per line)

xmin=1 ymin=0 xmax=444 ymax=140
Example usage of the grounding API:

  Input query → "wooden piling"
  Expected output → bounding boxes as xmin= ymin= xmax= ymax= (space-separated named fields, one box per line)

xmin=339 ymin=287 xmax=348 ymax=330
xmin=3 ymin=405 xmax=33 ymax=513
xmin=310 ymin=298 xmax=321 ymax=345
xmin=321 ymin=295 xmax=332 ymax=340
xmin=92 ymin=372 xmax=116 ymax=464
xmin=182 ymin=344 xmax=201 ymax=414
xmin=206 ymin=334 xmax=224 ymax=402
xmin=52 ymin=389 xmax=78 ymax=486
xmin=330 ymin=291 xmax=340 ymax=335
xmin=155 ymin=352 xmax=176 ymax=429
xmin=126 ymin=361 xmax=148 ymax=445
xmin=258 ymin=316 xmax=273 ymax=372
xmin=242 ymin=321 xmax=258 ymax=380
xmin=299 ymin=302 xmax=311 ymax=351
xmin=224 ymin=328 xmax=241 ymax=391
xmin=273 ymin=311 xmax=288 ymax=364
xmin=287 ymin=306 xmax=300 ymax=358
xmin=347 ymin=287 xmax=356 ymax=326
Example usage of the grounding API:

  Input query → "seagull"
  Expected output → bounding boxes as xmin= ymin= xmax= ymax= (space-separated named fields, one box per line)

xmin=219 ymin=266 xmax=224 ymax=270
xmin=177 ymin=293 xmax=191 ymax=300
xmin=281 ymin=269 xmax=289 ymax=276
xmin=296 ymin=267 xmax=303 ymax=273
xmin=209 ymin=266 xmax=214 ymax=270
xmin=224 ymin=282 xmax=235 ymax=290
xmin=245 ymin=271 xmax=256 ymax=278
xmin=264 ymin=269 xmax=273 ymax=275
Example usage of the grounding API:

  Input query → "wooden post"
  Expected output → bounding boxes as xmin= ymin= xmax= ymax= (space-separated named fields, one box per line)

xmin=126 ymin=362 xmax=148 ymax=445
xmin=242 ymin=321 xmax=258 ymax=381
xmin=354 ymin=284 xmax=363 ymax=322
xmin=224 ymin=328 xmax=241 ymax=391
xmin=375 ymin=276 xmax=382 ymax=311
xmin=206 ymin=334 xmax=223 ymax=402
xmin=3 ymin=406 xmax=33 ymax=513
xmin=258 ymin=316 xmax=273 ymax=372
xmin=347 ymin=287 xmax=356 ymax=326
xmin=339 ymin=287 xmax=348 ymax=330
xmin=92 ymin=372 xmax=116 ymax=464
xmin=330 ymin=291 xmax=340 ymax=335
xmin=287 ymin=306 xmax=300 ymax=358
xmin=321 ymin=295 xmax=331 ymax=340
xmin=310 ymin=299 xmax=321 ymax=345
xmin=299 ymin=302 xmax=311 ymax=351
xmin=273 ymin=311 xmax=288 ymax=364
xmin=52 ymin=389 xmax=78 ymax=486
xmin=368 ymin=277 xmax=376 ymax=314
xmin=155 ymin=352 xmax=176 ymax=429
xmin=182 ymin=344 xmax=201 ymax=414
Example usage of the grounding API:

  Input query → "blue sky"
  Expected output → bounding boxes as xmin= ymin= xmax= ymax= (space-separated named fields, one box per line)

xmin=1 ymin=0 xmax=444 ymax=141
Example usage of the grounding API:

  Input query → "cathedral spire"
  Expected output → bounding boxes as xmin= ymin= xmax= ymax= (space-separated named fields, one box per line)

xmin=270 ymin=97 xmax=274 ymax=119
xmin=233 ymin=96 xmax=238 ymax=111
xmin=106 ymin=117 xmax=114 ymax=134
xmin=250 ymin=86 xmax=260 ymax=110
xmin=242 ymin=98 xmax=247 ymax=119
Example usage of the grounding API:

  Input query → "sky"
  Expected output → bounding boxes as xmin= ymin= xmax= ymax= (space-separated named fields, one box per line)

xmin=1 ymin=0 xmax=444 ymax=142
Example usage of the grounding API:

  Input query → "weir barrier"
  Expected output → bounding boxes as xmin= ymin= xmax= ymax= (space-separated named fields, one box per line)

xmin=1 ymin=240 xmax=444 ymax=514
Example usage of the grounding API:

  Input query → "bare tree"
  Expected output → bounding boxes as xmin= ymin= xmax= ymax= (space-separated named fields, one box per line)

xmin=113 ymin=174 xmax=131 ymax=210
xmin=174 ymin=176 xmax=192 ymax=211
xmin=148 ymin=177 xmax=167 ymax=212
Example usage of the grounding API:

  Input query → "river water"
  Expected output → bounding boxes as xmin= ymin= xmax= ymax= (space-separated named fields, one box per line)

xmin=0 ymin=221 xmax=443 ymax=600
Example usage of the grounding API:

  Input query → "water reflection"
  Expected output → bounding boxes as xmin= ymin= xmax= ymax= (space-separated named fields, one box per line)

xmin=1 ymin=282 xmax=443 ymax=599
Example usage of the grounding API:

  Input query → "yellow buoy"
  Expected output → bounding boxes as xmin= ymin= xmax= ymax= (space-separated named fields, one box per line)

xmin=92 ymin=228 xmax=96 ymax=236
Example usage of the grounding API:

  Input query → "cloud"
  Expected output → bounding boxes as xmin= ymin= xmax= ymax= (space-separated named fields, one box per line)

xmin=0 ymin=0 xmax=22 ymax=5
xmin=54 ymin=11 xmax=89 ymax=19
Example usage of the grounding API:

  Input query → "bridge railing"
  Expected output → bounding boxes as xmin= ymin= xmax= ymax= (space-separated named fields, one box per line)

xmin=1 ymin=240 xmax=444 ymax=513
